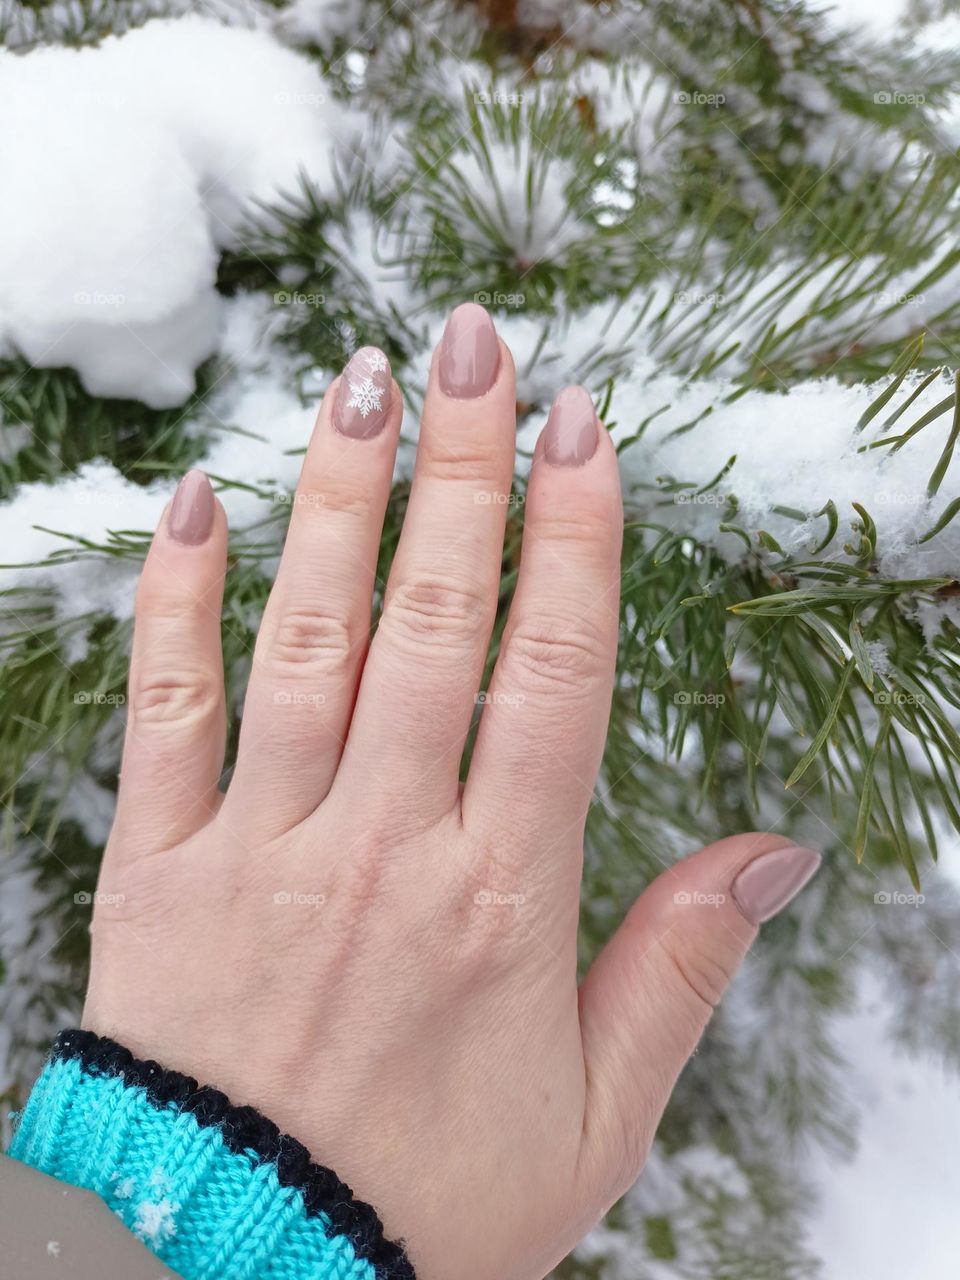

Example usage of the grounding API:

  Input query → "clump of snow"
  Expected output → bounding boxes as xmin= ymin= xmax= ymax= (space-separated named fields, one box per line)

xmin=430 ymin=135 xmax=595 ymax=266
xmin=0 ymin=461 xmax=169 ymax=620
xmin=276 ymin=0 xmax=367 ymax=46
xmin=0 ymin=17 xmax=361 ymax=408
xmin=827 ymin=0 xmax=911 ymax=38
xmin=324 ymin=212 xmax=423 ymax=320
xmin=132 ymin=1195 xmax=178 ymax=1244
xmin=614 ymin=368 xmax=960 ymax=584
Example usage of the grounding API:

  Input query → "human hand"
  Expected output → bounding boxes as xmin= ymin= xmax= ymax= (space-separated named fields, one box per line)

xmin=83 ymin=304 xmax=820 ymax=1279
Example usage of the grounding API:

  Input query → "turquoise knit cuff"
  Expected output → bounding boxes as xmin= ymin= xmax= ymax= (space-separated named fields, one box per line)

xmin=7 ymin=1030 xmax=415 ymax=1280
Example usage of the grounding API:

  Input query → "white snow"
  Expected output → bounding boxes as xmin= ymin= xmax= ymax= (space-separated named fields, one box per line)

xmin=0 ymin=17 xmax=361 ymax=407
xmin=275 ymin=0 xmax=365 ymax=46
xmin=132 ymin=1195 xmax=178 ymax=1244
xmin=827 ymin=0 xmax=911 ymax=38
xmin=6 ymin=312 xmax=959 ymax=640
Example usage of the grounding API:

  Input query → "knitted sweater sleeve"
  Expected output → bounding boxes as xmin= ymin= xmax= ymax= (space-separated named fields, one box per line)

xmin=6 ymin=1030 xmax=415 ymax=1280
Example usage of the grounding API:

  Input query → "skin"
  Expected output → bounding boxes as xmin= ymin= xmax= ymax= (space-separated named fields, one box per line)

xmin=84 ymin=313 xmax=807 ymax=1279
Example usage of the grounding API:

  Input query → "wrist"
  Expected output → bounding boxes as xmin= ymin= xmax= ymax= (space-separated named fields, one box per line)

xmin=8 ymin=1030 xmax=415 ymax=1280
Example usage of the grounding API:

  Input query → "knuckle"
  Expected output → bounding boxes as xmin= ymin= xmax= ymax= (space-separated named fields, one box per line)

xmin=535 ymin=504 xmax=620 ymax=547
xmin=268 ymin=608 xmax=356 ymax=674
xmin=657 ymin=928 xmax=732 ymax=1012
xmin=503 ymin=621 xmax=610 ymax=694
xmin=135 ymin=580 xmax=209 ymax=622
xmin=417 ymin=433 xmax=505 ymax=486
xmin=293 ymin=475 xmax=373 ymax=520
xmin=132 ymin=669 xmax=221 ymax=730
xmin=382 ymin=576 xmax=489 ymax=650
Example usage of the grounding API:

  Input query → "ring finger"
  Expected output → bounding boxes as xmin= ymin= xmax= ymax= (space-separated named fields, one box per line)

xmin=225 ymin=348 xmax=402 ymax=838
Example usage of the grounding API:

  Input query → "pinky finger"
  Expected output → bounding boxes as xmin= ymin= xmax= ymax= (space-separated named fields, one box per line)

xmin=110 ymin=470 xmax=227 ymax=861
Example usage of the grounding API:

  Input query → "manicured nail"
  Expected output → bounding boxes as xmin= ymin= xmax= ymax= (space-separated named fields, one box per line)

xmin=731 ymin=845 xmax=822 ymax=924
xmin=334 ymin=346 xmax=392 ymax=439
xmin=438 ymin=303 xmax=500 ymax=398
xmin=169 ymin=470 xmax=214 ymax=545
xmin=543 ymin=385 xmax=599 ymax=467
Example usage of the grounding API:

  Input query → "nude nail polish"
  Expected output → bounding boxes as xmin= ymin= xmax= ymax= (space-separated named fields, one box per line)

xmin=438 ymin=303 xmax=500 ymax=398
xmin=334 ymin=347 xmax=392 ymax=439
xmin=543 ymin=385 xmax=599 ymax=466
xmin=731 ymin=845 xmax=822 ymax=924
xmin=169 ymin=470 xmax=214 ymax=545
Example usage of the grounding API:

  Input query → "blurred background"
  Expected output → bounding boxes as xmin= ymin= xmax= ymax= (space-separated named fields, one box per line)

xmin=2 ymin=1 xmax=960 ymax=1276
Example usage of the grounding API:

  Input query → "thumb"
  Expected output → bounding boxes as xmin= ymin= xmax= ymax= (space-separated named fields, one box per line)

xmin=576 ymin=833 xmax=821 ymax=1197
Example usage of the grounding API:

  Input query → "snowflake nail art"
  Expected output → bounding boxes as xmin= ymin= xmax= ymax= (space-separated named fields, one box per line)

xmin=346 ymin=375 xmax=384 ymax=419
xmin=361 ymin=349 xmax=389 ymax=375
xmin=336 ymin=349 xmax=390 ymax=437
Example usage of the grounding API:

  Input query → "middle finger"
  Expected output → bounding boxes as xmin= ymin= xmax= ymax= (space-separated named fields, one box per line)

xmin=330 ymin=304 xmax=515 ymax=826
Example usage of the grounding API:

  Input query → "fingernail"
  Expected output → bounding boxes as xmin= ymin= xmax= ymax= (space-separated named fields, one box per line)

xmin=731 ymin=845 xmax=822 ymax=924
xmin=438 ymin=303 xmax=500 ymax=398
xmin=169 ymin=470 xmax=215 ymax=545
xmin=334 ymin=346 xmax=392 ymax=439
xmin=543 ymin=385 xmax=599 ymax=467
